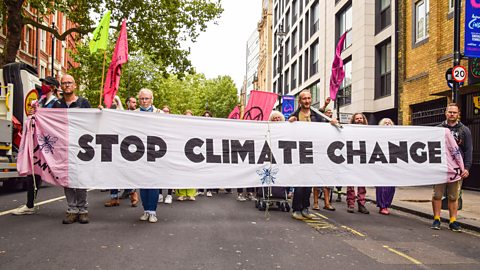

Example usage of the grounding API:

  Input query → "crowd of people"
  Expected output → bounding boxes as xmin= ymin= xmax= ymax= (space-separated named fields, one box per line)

xmin=10 ymin=74 xmax=472 ymax=233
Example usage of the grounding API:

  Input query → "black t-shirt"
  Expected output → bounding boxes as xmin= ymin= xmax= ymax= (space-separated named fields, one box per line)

xmin=52 ymin=96 xmax=91 ymax=109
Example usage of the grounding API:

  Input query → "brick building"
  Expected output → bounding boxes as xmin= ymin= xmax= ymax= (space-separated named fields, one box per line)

xmin=399 ymin=0 xmax=479 ymax=190
xmin=0 ymin=5 xmax=78 ymax=79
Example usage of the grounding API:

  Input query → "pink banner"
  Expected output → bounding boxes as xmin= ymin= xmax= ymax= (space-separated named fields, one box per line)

xmin=103 ymin=19 xmax=129 ymax=108
xmin=228 ymin=105 xmax=240 ymax=119
xmin=329 ymin=32 xmax=347 ymax=101
xmin=17 ymin=108 xmax=70 ymax=186
xmin=242 ymin=90 xmax=278 ymax=121
xmin=444 ymin=129 xmax=465 ymax=183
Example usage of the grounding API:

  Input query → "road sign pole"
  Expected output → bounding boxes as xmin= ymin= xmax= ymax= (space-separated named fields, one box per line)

xmin=453 ymin=0 xmax=461 ymax=103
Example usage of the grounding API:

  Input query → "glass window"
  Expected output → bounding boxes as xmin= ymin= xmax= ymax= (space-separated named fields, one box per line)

xmin=292 ymin=0 xmax=298 ymax=22
xmin=299 ymin=56 xmax=303 ymax=84
xmin=311 ymin=1 xmax=319 ymax=37
xmin=377 ymin=41 xmax=391 ymax=98
xmin=415 ymin=0 xmax=429 ymax=42
xmin=338 ymin=5 xmax=353 ymax=49
xmin=338 ymin=59 xmax=352 ymax=106
xmin=291 ymin=61 xmax=297 ymax=89
xmin=292 ymin=29 xmax=297 ymax=56
xmin=285 ymin=68 xmax=290 ymax=93
xmin=310 ymin=41 xmax=319 ymax=76
xmin=379 ymin=0 xmax=391 ymax=30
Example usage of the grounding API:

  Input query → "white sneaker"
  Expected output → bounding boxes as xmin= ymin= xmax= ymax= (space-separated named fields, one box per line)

xmin=164 ymin=195 xmax=173 ymax=204
xmin=139 ymin=212 xmax=149 ymax=221
xmin=177 ymin=196 xmax=186 ymax=201
xmin=196 ymin=191 xmax=204 ymax=196
xmin=158 ymin=194 xmax=164 ymax=203
xmin=148 ymin=214 xmax=158 ymax=223
xmin=11 ymin=205 xmax=37 ymax=215
xmin=206 ymin=191 xmax=213 ymax=197
xmin=236 ymin=194 xmax=247 ymax=202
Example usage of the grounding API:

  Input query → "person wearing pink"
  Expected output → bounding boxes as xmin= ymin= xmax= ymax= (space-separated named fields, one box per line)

xmin=346 ymin=113 xmax=369 ymax=214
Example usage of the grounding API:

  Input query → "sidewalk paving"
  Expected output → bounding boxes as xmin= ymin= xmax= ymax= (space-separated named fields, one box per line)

xmin=363 ymin=186 xmax=480 ymax=232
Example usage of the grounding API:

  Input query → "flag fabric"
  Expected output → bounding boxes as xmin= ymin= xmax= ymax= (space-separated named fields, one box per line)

xmin=17 ymin=109 xmax=465 ymax=188
xmin=242 ymin=90 xmax=278 ymax=121
xmin=228 ymin=105 xmax=241 ymax=119
xmin=329 ymin=32 xmax=347 ymax=101
xmin=103 ymin=20 xmax=129 ymax=108
xmin=89 ymin=10 xmax=111 ymax=54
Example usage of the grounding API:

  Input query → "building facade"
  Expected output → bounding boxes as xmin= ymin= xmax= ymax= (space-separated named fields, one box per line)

xmin=272 ymin=0 xmax=397 ymax=123
xmin=0 ymin=6 xmax=78 ymax=79
xmin=399 ymin=0 xmax=479 ymax=190
xmin=257 ymin=0 xmax=274 ymax=92
xmin=245 ymin=29 xmax=260 ymax=101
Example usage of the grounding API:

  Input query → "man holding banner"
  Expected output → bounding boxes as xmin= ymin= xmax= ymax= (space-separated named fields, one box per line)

xmin=53 ymin=75 xmax=91 ymax=224
xmin=288 ymin=90 xmax=337 ymax=220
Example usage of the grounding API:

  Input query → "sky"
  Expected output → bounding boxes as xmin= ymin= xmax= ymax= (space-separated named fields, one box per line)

xmin=187 ymin=1 xmax=262 ymax=90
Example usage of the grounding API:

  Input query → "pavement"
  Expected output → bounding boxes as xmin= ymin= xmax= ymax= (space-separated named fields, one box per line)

xmin=362 ymin=186 xmax=480 ymax=232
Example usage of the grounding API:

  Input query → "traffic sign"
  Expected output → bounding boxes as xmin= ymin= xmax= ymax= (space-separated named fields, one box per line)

xmin=452 ymin=65 xmax=467 ymax=83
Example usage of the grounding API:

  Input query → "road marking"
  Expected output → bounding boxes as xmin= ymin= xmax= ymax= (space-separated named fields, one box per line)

xmin=463 ymin=230 xmax=480 ymax=238
xmin=0 ymin=189 xmax=93 ymax=217
xmin=313 ymin=213 xmax=329 ymax=220
xmin=382 ymin=245 xmax=423 ymax=265
xmin=341 ymin=225 xmax=366 ymax=237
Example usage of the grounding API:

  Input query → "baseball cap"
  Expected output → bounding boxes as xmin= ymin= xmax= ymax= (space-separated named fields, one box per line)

xmin=40 ymin=76 xmax=60 ymax=87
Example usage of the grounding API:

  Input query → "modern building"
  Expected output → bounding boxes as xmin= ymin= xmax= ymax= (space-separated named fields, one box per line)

xmin=245 ymin=28 xmax=260 ymax=101
xmin=399 ymin=0 xmax=479 ymax=190
xmin=272 ymin=0 xmax=397 ymax=124
xmin=0 ymin=6 xmax=78 ymax=79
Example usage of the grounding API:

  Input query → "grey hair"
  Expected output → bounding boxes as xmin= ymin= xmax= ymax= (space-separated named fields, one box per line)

xmin=378 ymin=118 xmax=394 ymax=126
xmin=138 ymin=88 xmax=154 ymax=101
xmin=269 ymin=110 xmax=285 ymax=121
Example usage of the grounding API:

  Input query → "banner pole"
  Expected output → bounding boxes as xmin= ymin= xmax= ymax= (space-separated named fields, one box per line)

xmin=99 ymin=50 xmax=107 ymax=106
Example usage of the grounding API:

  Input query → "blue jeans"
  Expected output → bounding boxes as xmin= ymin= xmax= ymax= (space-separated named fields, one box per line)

xmin=110 ymin=189 xmax=133 ymax=199
xmin=140 ymin=189 xmax=159 ymax=212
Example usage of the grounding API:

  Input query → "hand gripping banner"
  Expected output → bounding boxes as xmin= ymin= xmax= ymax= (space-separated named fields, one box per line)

xmin=18 ymin=109 xmax=464 ymax=189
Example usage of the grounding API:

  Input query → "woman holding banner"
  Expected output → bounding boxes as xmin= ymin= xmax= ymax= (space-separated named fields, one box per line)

xmin=376 ymin=118 xmax=396 ymax=215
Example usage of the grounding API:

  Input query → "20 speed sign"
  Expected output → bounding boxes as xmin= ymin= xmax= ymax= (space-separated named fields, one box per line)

xmin=452 ymin=65 xmax=467 ymax=83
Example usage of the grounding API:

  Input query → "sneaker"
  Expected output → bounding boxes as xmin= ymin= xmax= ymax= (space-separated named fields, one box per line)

xmin=78 ymin=213 xmax=89 ymax=224
xmin=11 ymin=205 xmax=37 ymax=215
xmin=196 ymin=191 xmax=204 ymax=196
xmin=206 ymin=191 xmax=213 ymax=197
xmin=301 ymin=208 xmax=315 ymax=219
xmin=358 ymin=204 xmax=370 ymax=214
xmin=347 ymin=206 xmax=355 ymax=213
xmin=246 ymin=192 xmax=255 ymax=200
xmin=187 ymin=196 xmax=196 ymax=201
xmin=379 ymin=208 xmax=390 ymax=215
xmin=62 ymin=213 xmax=78 ymax=224
xmin=449 ymin=221 xmax=462 ymax=232
xmin=177 ymin=196 xmax=186 ymax=201
xmin=292 ymin=211 xmax=307 ymax=220
xmin=104 ymin=198 xmax=120 ymax=207
xmin=148 ymin=214 xmax=158 ymax=223
xmin=431 ymin=219 xmax=441 ymax=230
xmin=140 ymin=212 xmax=150 ymax=221
xmin=164 ymin=195 xmax=173 ymax=204
xmin=237 ymin=194 xmax=247 ymax=201
xmin=158 ymin=194 xmax=164 ymax=203
xmin=323 ymin=205 xmax=336 ymax=211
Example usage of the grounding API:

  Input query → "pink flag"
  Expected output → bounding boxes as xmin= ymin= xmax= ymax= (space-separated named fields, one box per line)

xmin=329 ymin=32 xmax=347 ymax=101
xmin=103 ymin=19 xmax=129 ymax=108
xmin=242 ymin=90 xmax=278 ymax=121
xmin=228 ymin=105 xmax=240 ymax=119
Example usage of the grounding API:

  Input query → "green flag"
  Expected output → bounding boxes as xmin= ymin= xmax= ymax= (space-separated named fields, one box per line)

xmin=89 ymin=10 xmax=111 ymax=54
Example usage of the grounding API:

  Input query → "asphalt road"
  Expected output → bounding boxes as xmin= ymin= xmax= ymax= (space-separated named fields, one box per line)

xmin=0 ymin=185 xmax=479 ymax=270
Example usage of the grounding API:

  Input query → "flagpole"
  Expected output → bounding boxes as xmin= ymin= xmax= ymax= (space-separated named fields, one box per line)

xmin=99 ymin=50 xmax=107 ymax=105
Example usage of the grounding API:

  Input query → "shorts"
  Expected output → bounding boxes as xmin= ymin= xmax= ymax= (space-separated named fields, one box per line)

xmin=433 ymin=180 xmax=463 ymax=201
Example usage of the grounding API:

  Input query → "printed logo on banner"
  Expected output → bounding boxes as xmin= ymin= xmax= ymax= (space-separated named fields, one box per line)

xmin=243 ymin=106 xmax=264 ymax=121
xmin=256 ymin=167 xmax=279 ymax=185
xmin=37 ymin=134 xmax=58 ymax=154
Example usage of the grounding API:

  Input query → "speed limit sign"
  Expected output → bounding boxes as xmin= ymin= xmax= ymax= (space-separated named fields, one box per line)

xmin=452 ymin=65 xmax=467 ymax=83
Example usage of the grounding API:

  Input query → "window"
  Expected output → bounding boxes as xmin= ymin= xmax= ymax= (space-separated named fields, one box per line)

xmin=305 ymin=11 xmax=309 ymax=44
xmin=376 ymin=41 xmax=391 ymax=98
xmin=304 ymin=50 xmax=309 ymax=80
xmin=285 ymin=38 xmax=290 ymax=63
xmin=273 ymin=81 xmax=277 ymax=95
xmin=448 ymin=0 xmax=454 ymax=14
xmin=275 ymin=6 xmax=278 ymax=25
xmin=285 ymin=68 xmax=290 ymax=93
xmin=40 ymin=29 xmax=47 ymax=52
xmin=40 ymin=65 xmax=46 ymax=78
xmin=311 ymin=82 xmax=320 ymax=105
xmin=299 ymin=0 xmax=303 ymax=14
xmin=291 ymin=61 xmax=297 ymax=89
xmin=274 ymin=56 xmax=277 ymax=76
xmin=415 ymin=0 xmax=429 ymax=43
xmin=378 ymin=0 xmax=391 ymax=31
xmin=299 ymin=56 xmax=303 ymax=84
xmin=25 ymin=28 xmax=30 ymax=54
xmin=310 ymin=1 xmax=319 ymax=37
xmin=299 ymin=20 xmax=303 ymax=48
xmin=338 ymin=58 xmax=352 ymax=106
xmin=292 ymin=29 xmax=297 ymax=56
xmin=338 ymin=5 xmax=353 ymax=49
xmin=292 ymin=0 xmax=298 ymax=22
xmin=286 ymin=10 xmax=290 ymax=32
xmin=310 ymin=41 xmax=319 ymax=76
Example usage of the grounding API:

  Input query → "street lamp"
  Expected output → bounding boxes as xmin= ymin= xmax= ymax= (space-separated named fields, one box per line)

xmin=276 ymin=24 xmax=286 ymax=109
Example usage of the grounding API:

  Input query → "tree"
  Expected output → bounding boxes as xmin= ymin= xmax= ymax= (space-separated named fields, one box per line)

xmin=0 ymin=0 xmax=222 ymax=74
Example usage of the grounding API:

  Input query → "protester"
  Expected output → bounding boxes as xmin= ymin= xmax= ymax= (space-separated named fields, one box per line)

xmin=125 ymin=96 xmax=137 ymax=111
xmin=11 ymin=76 xmax=60 ymax=216
xmin=158 ymin=105 xmax=174 ymax=204
xmin=136 ymin=88 xmax=161 ymax=223
xmin=346 ymin=113 xmax=370 ymax=214
xmin=323 ymin=108 xmax=343 ymax=203
xmin=51 ymin=75 xmax=91 ymax=224
xmin=376 ymin=118 xmax=396 ymax=215
xmin=288 ymin=90 xmax=338 ymax=220
xmin=197 ymin=110 xmax=216 ymax=197
xmin=431 ymin=103 xmax=472 ymax=232
xmin=175 ymin=110 xmax=197 ymax=201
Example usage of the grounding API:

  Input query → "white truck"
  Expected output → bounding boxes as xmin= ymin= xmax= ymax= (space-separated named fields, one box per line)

xmin=0 ymin=63 xmax=41 ymax=190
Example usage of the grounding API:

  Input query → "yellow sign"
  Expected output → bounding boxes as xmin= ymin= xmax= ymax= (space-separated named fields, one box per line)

xmin=24 ymin=89 xmax=38 ymax=116
xmin=474 ymin=96 xmax=480 ymax=115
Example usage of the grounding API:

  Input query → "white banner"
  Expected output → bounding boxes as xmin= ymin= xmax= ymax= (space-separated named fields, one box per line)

xmin=18 ymin=109 xmax=464 ymax=188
